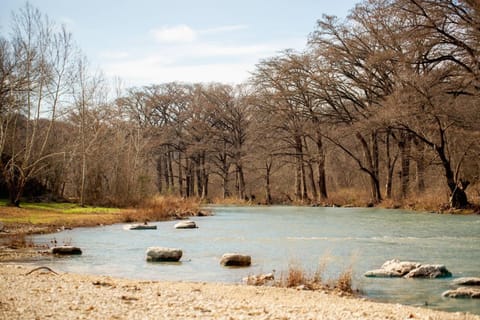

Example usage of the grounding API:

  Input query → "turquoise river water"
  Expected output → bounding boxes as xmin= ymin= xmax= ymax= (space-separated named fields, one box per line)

xmin=30 ymin=206 xmax=479 ymax=314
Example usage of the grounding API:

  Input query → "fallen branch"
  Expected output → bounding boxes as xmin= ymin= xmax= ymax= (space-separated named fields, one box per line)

xmin=25 ymin=266 xmax=59 ymax=276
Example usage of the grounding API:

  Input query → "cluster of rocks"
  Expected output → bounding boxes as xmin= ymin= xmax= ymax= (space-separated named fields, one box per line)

xmin=364 ymin=259 xmax=452 ymax=279
xmin=142 ymin=219 xmax=251 ymax=266
xmin=365 ymin=259 xmax=480 ymax=299
xmin=443 ymin=277 xmax=480 ymax=298
xmin=145 ymin=247 xmax=252 ymax=267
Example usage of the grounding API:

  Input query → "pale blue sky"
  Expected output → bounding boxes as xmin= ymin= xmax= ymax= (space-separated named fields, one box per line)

xmin=1 ymin=0 xmax=358 ymax=86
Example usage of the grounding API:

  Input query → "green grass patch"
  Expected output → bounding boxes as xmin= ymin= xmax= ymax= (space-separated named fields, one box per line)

xmin=0 ymin=199 xmax=120 ymax=214
xmin=61 ymin=206 xmax=119 ymax=214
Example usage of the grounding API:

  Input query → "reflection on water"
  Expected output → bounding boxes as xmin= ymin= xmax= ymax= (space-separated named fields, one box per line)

xmin=31 ymin=206 xmax=480 ymax=314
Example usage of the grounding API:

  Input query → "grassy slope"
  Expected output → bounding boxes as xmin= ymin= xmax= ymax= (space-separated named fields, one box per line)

xmin=0 ymin=200 xmax=124 ymax=227
xmin=0 ymin=196 xmax=203 ymax=234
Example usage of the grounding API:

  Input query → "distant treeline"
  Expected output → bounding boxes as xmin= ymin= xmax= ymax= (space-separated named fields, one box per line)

xmin=0 ymin=1 xmax=479 ymax=208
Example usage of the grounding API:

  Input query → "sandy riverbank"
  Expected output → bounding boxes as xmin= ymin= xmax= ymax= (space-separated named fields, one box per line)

xmin=0 ymin=264 xmax=478 ymax=320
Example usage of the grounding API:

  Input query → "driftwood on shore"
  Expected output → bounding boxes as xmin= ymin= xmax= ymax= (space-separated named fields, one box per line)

xmin=25 ymin=266 xmax=58 ymax=276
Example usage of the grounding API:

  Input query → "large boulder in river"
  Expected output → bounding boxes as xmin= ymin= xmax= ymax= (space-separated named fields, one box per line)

xmin=404 ymin=264 xmax=452 ymax=278
xmin=364 ymin=259 xmax=420 ymax=277
xmin=146 ymin=247 xmax=182 ymax=262
xmin=174 ymin=220 xmax=197 ymax=229
xmin=442 ymin=287 xmax=480 ymax=298
xmin=50 ymin=246 xmax=82 ymax=255
xmin=364 ymin=259 xmax=451 ymax=278
xmin=129 ymin=224 xmax=157 ymax=230
xmin=220 ymin=253 xmax=251 ymax=267
xmin=452 ymin=277 xmax=480 ymax=286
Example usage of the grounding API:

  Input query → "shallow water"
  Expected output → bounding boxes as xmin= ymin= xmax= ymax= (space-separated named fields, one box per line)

xmin=31 ymin=206 xmax=480 ymax=314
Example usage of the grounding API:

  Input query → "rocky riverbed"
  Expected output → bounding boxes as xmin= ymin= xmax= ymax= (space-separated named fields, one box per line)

xmin=1 ymin=264 xmax=478 ymax=320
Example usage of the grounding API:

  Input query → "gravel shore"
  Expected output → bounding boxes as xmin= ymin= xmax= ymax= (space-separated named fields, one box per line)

xmin=1 ymin=264 xmax=478 ymax=320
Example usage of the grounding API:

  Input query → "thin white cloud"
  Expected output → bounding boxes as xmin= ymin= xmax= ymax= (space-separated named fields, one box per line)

xmin=199 ymin=24 xmax=249 ymax=35
xmin=104 ymin=60 xmax=253 ymax=85
xmin=158 ymin=42 xmax=276 ymax=59
xmin=99 ymin=51 xmax=130 ymax=59
xmin=150 ymin=25 xmax=196 ymax=43
xmin=99 ymin=22 xmax=306 ymax=86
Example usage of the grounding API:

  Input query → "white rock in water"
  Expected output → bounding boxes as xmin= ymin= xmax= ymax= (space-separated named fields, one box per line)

xmin=220 ymin=253 xmax=251 ymax=267
xmin=452 ymin=277 xmax=480 ymax=286
xmin=129 ymin=224 xmax=157 ymax=230
xmin=364 ymin=259 xmax=420 ymax=277
xmin=146 ymin=247 xmax=182 ymax=262
xmin=442 ymin=287 xmax=480 ymax=298
xmin=174 ymin=220 xmax=197 ymax=229
xmin=404 ymin=264 xmax=452 ymax=278
xmin=364 ymin=269 xmax=403 ymax=278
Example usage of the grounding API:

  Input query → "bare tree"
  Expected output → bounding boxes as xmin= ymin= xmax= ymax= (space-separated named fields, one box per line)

xmin=0 ymin=4 xmax=74 ymax=206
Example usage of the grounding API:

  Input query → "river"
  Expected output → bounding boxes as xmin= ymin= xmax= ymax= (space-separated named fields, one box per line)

xmin=31 ymin=206 xmax=480 ymax=314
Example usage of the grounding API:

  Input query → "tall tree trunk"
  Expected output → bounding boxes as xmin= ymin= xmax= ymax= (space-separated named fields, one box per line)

xmin=265 ymin=161 xmax=272 ymax=205
xmin=195 ymin=156 xmax=202 ymax=197
xmin=202 ymin=157 xmax=208 ymax=199
xmin=303 ymin=136 xmax=317 ymax=201
xmin=435 ymin=144 xmax=469 ymax=208
xmin=385 ymin=131 xmax=393 ymax=199
xmin=385 ymin=130 xmax=398 ymax=199
xmin=399 ymin=132 xmax=411 ymax=199
xmin=237 ymin=164 xmax=246 ymax=200
xmin=5 ymin=169 xmax=23 ymax=207
xmin=163 ymin=152 xmax=170 ymax=191
xmin=294 ymin=135 xmax=307 ymax=201
xmin=80 ymin=151 xmax=86 ymax=206
xmin=168 ymin=151 xmax=174 ymax=189
xmin=294 ymin=160 xmax=302 ymax=200
xmin=356 ymin=132 xmax=382 ymax=203
xmin=156 ymin=155 xmax=163 ymax=193
xmin=301 ymin=158 xmax=308 ymax=201
xmin=316 ymin=133 xmax=328 ymax=201
xmin=177 ymin=152 xmax=183 ymax=197
xmin=413 ymin=139 xmax=426 ymax=193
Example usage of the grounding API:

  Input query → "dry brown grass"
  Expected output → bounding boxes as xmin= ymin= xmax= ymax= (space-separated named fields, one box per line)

xmin=124 ymin=195 xmax=206 ymax=222
xmin=210 ymin=197 xmax=252 ymax=205
xmin=322 ymin=188 xmax=372 ymax=207
xmin=1 ymin=233 xmax=35 ymax=249
xmin=333 ymin=269 xmax=353 ymax=294
xmin=273 ymin=259 xmax=355 ymax=295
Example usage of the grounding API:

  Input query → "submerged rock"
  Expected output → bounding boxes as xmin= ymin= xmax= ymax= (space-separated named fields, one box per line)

xmin=174 ymin=220 xmax=197 ymax=229
xmin=146 ymin=247 xmax=182 ymax=262
xmin=442 ymin=287 xmax=480 ymax=298
xmin=452 ymin=277 xmax=480 ymax=286
xmin=220 ymin=253 xmax=251 ymax=267
xmin=404 ymin=264 xmax=452 ymax=279
xmin=50 ymin=246 xmax=82 ymax=255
